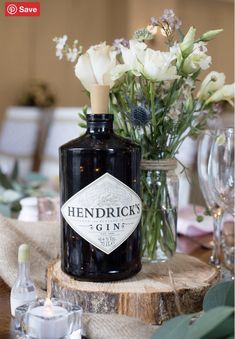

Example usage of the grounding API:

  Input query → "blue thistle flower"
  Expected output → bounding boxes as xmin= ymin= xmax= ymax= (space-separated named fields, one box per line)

xmin=128 ymin=105 xmax=151 ymax=126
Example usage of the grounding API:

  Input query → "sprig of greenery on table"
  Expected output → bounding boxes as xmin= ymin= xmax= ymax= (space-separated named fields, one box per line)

xmin=151 ymin=280 xmax=234 ymax=339
xmin=0 ymin=161 xmax=57 ymax=217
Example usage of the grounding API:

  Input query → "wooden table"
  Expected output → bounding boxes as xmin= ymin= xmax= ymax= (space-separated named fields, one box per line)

xmin=0 ymin=234 xmax=213 ymax=339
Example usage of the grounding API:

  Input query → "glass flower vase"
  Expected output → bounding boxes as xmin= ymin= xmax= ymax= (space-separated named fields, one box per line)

xmin=141 ymin=159 xmax=179 ymax=263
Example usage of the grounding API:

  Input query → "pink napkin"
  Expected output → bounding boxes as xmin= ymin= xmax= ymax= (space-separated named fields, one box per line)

xmin=177 ymin=205 xmax=213 ymax=236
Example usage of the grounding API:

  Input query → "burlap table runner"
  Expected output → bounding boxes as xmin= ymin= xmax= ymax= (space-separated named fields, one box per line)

xmin=0 ymin=214 xmax=155 ymax=339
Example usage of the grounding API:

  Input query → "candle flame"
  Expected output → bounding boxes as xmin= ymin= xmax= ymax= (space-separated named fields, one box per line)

xmin=44 ymin=298 xmax=53 ymax=308
xmin=44 ymin=298 xmax=54 ymax=316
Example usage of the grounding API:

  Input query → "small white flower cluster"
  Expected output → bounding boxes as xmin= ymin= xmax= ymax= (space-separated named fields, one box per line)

xmin=53 ymin=35 xmax=82 ymax=63
xmin=53 ymin=35 xmax=67 ymax=60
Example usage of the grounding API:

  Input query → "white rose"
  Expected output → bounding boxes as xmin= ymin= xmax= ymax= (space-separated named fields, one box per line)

xmin=111 ymin=40 xmax=147 ymax=80
xmin=141 ymin=48 xmax=178 ymax=81
xmin=75 ymin=42 xmax=118 ymax=91
xmin=112 ymin=41 xmax=178 ymax=82
xmin=197 ymin=71 xmax=225 ymax=101
xmin=205 ymin=84 xmax=234 ymax=106
xmin=182 ymin=42 xmax=211 ymax=74
xmin=120 ymin=40 xmax=147 ymax=75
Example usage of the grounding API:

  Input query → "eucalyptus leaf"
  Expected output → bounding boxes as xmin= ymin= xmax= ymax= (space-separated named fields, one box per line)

xmin=202 ymin=315 xmax=234 ymax=339
xmin=78 ymin=112 xmax=87 ymax=122
xmin=24 ymin=188 xmax=39 ymax=196
xmin=203 ymin=280 xmax=234 ymax=311
xmin=24 ymin=172 xmax=47 ymax=184
xmin=41 ymin=190 xmax=58 ymax=197
xmin=0 ymin=168 xmax=14 ymax=189
xmin=150 ymin=314 xmax=193 ymax=339
xmin=11 ymin=160 xmax=19 ymax=181
xmin=0 ymin=203 xmax=11 ymax=217
xmin=1 ymin=189 xmax=23 ymax=203
xmin=79 ymin=123 xmax=87 ymax=129
xmin=188 ymin=306 xmax=234 ymax=339
xmin=11 ymin=200 xmax=22 ymax=213
xmin=82 ymin=105 xmax=88 ymax=115
xmin=11 ymin=182 xmax=23 ymax=193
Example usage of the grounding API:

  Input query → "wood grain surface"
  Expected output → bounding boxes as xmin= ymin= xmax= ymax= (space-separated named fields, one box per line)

xmin=48 ymin=253 xmax=218 ymax=324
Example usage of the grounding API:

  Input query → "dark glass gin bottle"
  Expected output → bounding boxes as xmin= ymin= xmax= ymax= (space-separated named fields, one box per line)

xmin=59 ymin=85 xmax=142 ymax=281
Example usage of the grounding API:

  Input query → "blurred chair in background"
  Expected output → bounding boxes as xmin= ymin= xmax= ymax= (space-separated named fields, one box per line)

xmin=0 ymin=106 xmax=42 ymax=177
xmin=0 ymin=80 xmax=57 ymax=177
xmin=40 ymin=107 xmax=85 ymax=178
xmin=0 ymin=106 xmax=84 ymax=179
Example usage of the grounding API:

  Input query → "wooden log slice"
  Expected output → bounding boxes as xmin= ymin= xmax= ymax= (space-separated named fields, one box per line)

xmin=47 ymin=254 xmax=219 ymax=325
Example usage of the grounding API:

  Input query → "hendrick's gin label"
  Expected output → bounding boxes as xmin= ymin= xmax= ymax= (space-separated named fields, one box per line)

xmin=61 ymin=173 xmax=141 ymax=255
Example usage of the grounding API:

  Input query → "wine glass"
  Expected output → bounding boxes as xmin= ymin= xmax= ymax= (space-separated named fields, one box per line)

xmin=197 ymin=130 xmax=224 ymax=267
xmin=209 ymin=128 xmax=234 ymax=278
xmin=208 ymin=128 xmax=234 ymax=216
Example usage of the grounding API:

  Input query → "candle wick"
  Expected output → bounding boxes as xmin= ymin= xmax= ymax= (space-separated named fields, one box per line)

xmin=44 ymin=298 xmax=53 ymax=308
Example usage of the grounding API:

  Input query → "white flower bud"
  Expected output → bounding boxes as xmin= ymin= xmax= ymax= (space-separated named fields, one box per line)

xmin=180 ymin=27 xmax=196 ymax=56
xmin=197 ymin=71 xmax=225 ymax=101
xmin=200 ymin=29 xmax=223 ymax=42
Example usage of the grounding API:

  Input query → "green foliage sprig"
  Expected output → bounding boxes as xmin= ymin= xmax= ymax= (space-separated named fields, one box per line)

xmin=151 ymin=280 xmax=234 ymax=339
xmin=0 ymin=161 xmax=57 ymax=217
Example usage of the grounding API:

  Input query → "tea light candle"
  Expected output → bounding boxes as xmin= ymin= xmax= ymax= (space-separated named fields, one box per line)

xmin=27 ymin=299 xmax=68 ymax=339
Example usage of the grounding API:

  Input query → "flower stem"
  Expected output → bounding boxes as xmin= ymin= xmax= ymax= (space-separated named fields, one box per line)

xmin=150 ymin=81 xmax=156 ymax=142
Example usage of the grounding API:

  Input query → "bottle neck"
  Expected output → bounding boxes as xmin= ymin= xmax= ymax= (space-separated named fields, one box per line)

xmin=86 ymin=114 xmax=113 ymax=134
xmin=17 ymin=262 xmax=30 ymax=280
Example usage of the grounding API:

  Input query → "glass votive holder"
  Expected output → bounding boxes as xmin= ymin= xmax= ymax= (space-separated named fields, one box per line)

xmin=15 ymin=298 xmax=82 ymax=339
